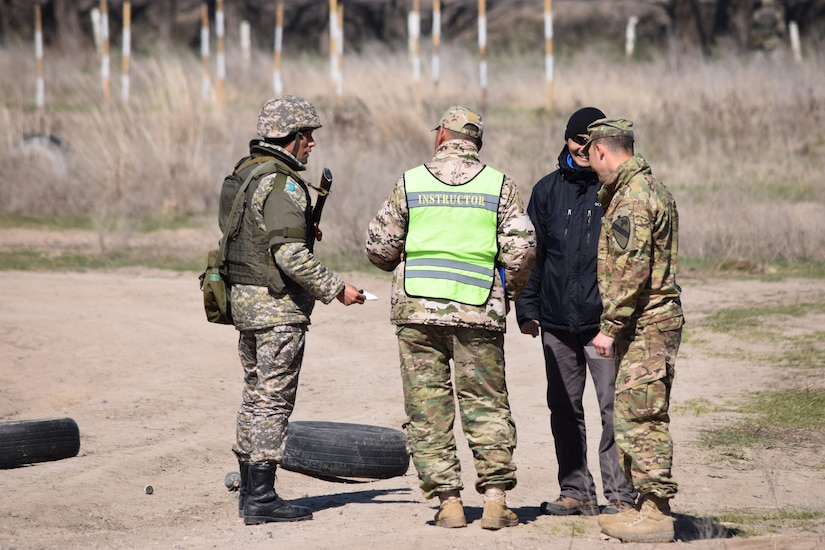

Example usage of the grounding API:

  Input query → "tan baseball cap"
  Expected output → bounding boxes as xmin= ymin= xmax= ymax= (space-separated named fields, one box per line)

xmin=433 ymin=105 xmax=483 ymax=139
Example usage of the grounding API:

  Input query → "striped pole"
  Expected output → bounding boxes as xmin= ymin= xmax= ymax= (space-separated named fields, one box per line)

xmin=789 ymin=21 xmax=802 ymax=63
xmin=625 ymin=16 xmax=639 ymax=58
xmin=216 ymin=0 xmax=225 ymax=108
xmin=544 ymin=0 xmax=554 ymax=113
xmin=273 ymin=1 xmax=284 ymax=95
xmin=478 ymin=0 xmax=487 ymax=111
xmin=240 ymin=20 xmax=251 ymax=67
xmin=201 ymin=3 xmax=210 ymax=100
xmin=409 ymin=0 xmax=421 ymax=106
xmin=101 ymin=0 xmax=110 ymax=105
xmin=329 ymin=0 xmax=338 ymax=101
xmin=91 ymin=8 xmax=102 ymax=54
xmin=432 ymin=0 xmax=441 ymax=97
xmin=34 ymin=4 xmax=45 ymax=133
xmin=335 ymin=2 xmax=344 ymax=108
xmin=121 ymin=2 xmax=131 ymax=104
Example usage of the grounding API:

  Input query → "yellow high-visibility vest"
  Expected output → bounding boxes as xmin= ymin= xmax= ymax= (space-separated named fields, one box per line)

xmin=403 ymin=164 xmax=503 ymax=306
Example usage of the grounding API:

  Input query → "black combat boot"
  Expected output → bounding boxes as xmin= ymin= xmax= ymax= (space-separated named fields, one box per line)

xmin=243 ymin=463 xmax=313 ymax=525
xmin=238 ymin=461 xmax=250 ymax=518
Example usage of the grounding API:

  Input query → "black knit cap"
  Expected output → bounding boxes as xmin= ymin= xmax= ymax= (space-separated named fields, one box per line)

xmin=564 ymin=107 xmax=606 ymax=140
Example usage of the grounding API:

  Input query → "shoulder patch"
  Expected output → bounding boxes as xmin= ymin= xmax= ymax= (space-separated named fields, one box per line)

xmin=284 ymin=182 xmax=296 ymax=192
xmin=612 ymin=215 xmax=632 ymax=250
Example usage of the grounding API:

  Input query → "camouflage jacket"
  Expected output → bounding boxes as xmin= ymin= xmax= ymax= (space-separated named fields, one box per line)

xmin=597 ymin=154 xmax=683 ymax=338
xmin=230 ymin=142 xmax=344 ymax=331
xmin=365 ymin=139 xmax=536 ymax=331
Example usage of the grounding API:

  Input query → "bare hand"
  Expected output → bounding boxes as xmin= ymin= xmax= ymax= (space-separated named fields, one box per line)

xmin=592 ymin=332 xmax=615 ymax=358
xmin=337 ymin=283 xmax=366 ymax=306
xmin=520 ymin=320 xmax=540 ymax=338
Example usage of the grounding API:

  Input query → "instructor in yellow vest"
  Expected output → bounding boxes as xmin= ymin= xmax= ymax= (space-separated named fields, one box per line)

xmin=365 ymin=106 xmax=536 ymax=530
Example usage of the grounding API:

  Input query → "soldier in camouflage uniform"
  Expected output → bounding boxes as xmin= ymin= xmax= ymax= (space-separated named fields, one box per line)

xmin=222 ymin=95 xmax=365 ymax=525
xmin=584 ymin=119 xmax=684 ymax=543
xmin=365 ymin=106 xmax=536 ymax=530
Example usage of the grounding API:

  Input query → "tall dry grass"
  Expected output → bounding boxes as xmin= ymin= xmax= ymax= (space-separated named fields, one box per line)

xmin=1 ymin=39 xmax=823 ymax=263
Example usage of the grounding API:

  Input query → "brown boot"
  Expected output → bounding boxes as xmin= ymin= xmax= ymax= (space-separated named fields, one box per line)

xmin=480 ymin=487 xmax=518 ymax=530
xmin=434 ymin=491 xmax=466 ymax=528
xmin=600 ymin=494 xmax=674 ymax=543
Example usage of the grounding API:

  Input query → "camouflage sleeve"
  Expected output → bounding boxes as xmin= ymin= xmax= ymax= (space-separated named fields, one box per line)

xmin=497 ymin=176 xmax=536 ymax=301
xmin=272 ymin=242 xmax=345 ymax=305
xmin=364 ymin=177 xmax=407 ymax=272
xmin=599 ymin=193 xmax=653 ymax=337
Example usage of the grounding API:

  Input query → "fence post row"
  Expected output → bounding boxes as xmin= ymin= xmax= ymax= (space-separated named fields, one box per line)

xmin=30 ymin=3 xmax=807 ymax=115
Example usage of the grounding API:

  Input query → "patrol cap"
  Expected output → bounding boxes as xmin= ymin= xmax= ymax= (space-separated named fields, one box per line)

xmin=433 ymin=105 xmax=483 ymax=139
xmin=583 ymin=118 xmax=634 ymax=153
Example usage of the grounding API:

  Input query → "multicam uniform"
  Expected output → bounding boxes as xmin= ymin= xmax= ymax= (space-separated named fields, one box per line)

xmin=226 ymin=140 xmax=344 ymax=465
xmin=365 ymin=139 xmax=536 ymax=499
xmin=597 ymin=153 xmax=684 ymax=500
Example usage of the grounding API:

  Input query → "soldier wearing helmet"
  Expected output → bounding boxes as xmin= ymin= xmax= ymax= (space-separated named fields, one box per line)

xmin=219 ymin=96 xmax=365 ymax=525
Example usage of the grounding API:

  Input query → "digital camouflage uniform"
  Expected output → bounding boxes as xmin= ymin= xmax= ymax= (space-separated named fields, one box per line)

xmin=597 ymin=140 xmax=684 ymax=501
xmin=365 ymin=110 xmax=536 ymax=500
xmin=227 ymin=98 xmax=344 ymax=466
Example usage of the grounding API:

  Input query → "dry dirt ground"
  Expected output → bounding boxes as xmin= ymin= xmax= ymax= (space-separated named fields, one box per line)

xmin=1 ymin=229 xmax=824 ymax=550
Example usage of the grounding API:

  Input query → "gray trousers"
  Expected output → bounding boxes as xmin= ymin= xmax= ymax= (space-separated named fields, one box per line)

xmin=541 ymin=328 xmax=636 ymax=504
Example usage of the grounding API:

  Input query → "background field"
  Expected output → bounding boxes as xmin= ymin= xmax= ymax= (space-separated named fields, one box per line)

xmin=2 ymin=15 xmax=825 ymax=269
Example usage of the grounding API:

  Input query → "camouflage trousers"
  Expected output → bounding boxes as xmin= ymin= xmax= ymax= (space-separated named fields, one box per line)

xmin=613 ymin=316 xmax=683 ymax=500
xmin=396 ymin=324 xmax=517 ymax=500
xmin=232 ymin=325 xmax=306 ymax=465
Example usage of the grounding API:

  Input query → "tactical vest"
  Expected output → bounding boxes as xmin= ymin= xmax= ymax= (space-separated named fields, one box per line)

xmin=403 ymin=164 xmax=503 ymax=306
xmin=220 ymin=155 xmax=314 ymax=294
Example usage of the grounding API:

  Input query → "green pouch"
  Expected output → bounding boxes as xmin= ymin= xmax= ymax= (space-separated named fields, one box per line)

xmin=199 ymin=249 xmax=233 ymax=325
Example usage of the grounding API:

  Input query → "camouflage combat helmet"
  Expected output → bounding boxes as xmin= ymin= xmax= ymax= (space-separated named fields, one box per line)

xmin=257 ymin=95 xmax=322 ymax=139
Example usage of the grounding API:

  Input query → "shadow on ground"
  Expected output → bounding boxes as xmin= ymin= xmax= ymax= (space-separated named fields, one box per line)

xmin=675 ymin=512 xmax=742 ymax=541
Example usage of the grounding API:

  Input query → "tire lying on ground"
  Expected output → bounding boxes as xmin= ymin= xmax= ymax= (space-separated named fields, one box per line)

xmin=281 ymin=421 xmax=409 ymax=480
xmin=0 ymin=418 xmax=80 ymax=469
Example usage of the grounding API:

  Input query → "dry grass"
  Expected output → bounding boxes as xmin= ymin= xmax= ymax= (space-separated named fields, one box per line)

xmin=1 ymin=40 xmax=824 ymax=262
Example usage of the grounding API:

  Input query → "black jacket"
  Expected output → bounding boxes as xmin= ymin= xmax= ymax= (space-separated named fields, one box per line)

xmin=515 ymin=146 xmax=603 ymax=333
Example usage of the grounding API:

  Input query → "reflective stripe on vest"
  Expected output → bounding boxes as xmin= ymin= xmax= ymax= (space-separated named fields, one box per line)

xmin=403 ymin=164 xmax=503 ymax=306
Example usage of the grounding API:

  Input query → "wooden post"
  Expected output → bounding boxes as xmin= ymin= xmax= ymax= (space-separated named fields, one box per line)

xmin=409 ymin=0 xmax=421 ymax=107
xmin=273 ymin=1 xmax=284 ymax=95
xmin=240 ymin=21 xmax=251 ymax=67
xmin=335 ymin=2 xmax=344 ymax=108
xmin=789 ymin=21 xmax=802 ymax=63
xmin=100 ymin=0 xmax=110 ymax=105
xmin=478 ymin=0 xmax=487 ymax=112
xmin=121 ymin=2 xmax=131 ymax=104
xmin=625 ymin=15 xmax=639 ymax=58
xmin=329 ymin=0 xmax=338 ymax=101
xmin=34 ymin=4 xmax=45 ymax=133
xmin=201 ymin=3 xmax=210 ymax=100
xmin=216 ymin=0 xmax=225 ymax=108
xmin=544 ymin=0 xmax=553 ymax=113
xmin=432 ymin=0 xmax=440 ymax=97
xmin=91 ymin=8 xmax=102 ymax=54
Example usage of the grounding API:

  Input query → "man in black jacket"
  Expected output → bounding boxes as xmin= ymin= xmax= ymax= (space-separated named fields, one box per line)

xmin=516 ymin=107 xmax=636 ymax=516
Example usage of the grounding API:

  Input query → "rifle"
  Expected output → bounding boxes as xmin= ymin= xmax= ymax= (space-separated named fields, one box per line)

xmin=312 ymin=168 xmax=333 ymax=241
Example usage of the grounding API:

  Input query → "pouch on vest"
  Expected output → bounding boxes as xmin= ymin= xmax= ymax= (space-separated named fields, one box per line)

xmin=200 ymin=249 xmax=232 ymax=325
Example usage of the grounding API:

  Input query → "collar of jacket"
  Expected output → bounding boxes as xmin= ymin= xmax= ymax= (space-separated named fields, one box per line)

xmin=557 ymin=145 xmax=599 ymax=185
xmin=248 ymin=139 xmax=306 ymax=172
xmin=431 ymin=139 xmax=481 ymax=163
xmin=597 ymin=153 xmax=651 ymax=208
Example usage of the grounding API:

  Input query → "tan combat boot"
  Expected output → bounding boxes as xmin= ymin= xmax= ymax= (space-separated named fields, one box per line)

xmin=600 ymin=494 xmax=674 ymax=543
xmin=480 ymin=486 xmax=519 ymax=530
xmin=434 ymin=491 xmax=466 ymax=528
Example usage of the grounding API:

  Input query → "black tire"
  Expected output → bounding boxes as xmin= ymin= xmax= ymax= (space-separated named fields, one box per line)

xmin=0 ymin=418 xmax=80 ymax=469
xmin=281 ymin=421 xmax=409 ymax=480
